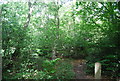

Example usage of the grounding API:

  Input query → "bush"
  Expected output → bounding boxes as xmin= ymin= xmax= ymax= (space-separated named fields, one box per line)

xmin=85 ymin=47 xmax=120 ymax=78
xmin=54 ymin=59 xmax=75 ymax=79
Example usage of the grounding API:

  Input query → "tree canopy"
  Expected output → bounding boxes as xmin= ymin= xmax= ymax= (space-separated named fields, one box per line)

xmin=1 ymin=1 xmax=120 ymax=79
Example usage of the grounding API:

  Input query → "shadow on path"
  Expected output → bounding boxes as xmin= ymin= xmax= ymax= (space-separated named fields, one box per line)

xmin=72 ymin=59 xmax=93 ymax=79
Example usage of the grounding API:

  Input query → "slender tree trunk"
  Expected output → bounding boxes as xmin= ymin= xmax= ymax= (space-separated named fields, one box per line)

xmin=12 ymin=47 xmax=20 ymax=60
xmin=52 ymin=0 xmax=60 ymax=60
xmin=52 ymin=46 xmax=56 ymax=60
xmin=12 ymin=1 xmax=32 ymax=60
xmin=24 ymin=1 xmax=32 ymax=28
xmin=71 ymin=1 xmax=76 ymax=56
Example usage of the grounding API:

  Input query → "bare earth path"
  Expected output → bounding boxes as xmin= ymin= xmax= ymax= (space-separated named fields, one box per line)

xmin=71 ymin=59 xmax=93 ymax=79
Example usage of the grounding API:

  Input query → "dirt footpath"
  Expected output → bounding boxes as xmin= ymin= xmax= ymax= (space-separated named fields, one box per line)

xmin=71 ymin=59 xmax=93 ymax=79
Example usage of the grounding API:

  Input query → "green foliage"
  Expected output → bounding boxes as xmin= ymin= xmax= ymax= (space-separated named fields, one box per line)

xmin=3 ymin=58 xmax=74 ymax=79
xmin=2 ymin=1 xmax=120 ymax=79
xmin=42 ymin=58 xmax=60 ymax=74
xmin=54 ymin=60 xmax=75 ymax=79
xmin=100 ymin=54 xmax=119 ymax=77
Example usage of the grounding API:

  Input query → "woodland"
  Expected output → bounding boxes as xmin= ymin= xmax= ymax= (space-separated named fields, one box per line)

xmin=1 ymin=0 xmax=120 ymax=80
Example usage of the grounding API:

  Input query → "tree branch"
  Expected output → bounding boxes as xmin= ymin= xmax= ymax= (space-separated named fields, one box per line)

xmin=24 ymin=1 xmax=32 ymax=28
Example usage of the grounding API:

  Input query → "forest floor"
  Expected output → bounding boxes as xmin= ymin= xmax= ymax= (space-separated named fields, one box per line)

xmin=71 ymin=59 xmax=94 ymax=79
xmin=71 ymin=59 xmax=118 ymax=80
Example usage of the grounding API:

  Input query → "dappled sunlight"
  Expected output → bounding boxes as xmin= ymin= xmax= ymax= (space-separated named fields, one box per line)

xmin=1 ymin=1 xmax=120 ymax=80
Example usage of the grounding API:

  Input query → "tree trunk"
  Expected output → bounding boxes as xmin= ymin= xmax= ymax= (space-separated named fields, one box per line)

xmin=24 ymin=1 xmax=32 ymax=28
xmin=12 ymin=47 xmax=20 ymax=60
xmin=12 ymin=1 xmax=32 ymax=60
xmin=52 ymin=47 xmax=56 ymax=60
xmin=52 ymin=0 xmax=60 ymax=60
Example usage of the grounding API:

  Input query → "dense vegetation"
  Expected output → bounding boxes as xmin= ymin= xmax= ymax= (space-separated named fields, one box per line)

xmin=1 ymin=1 xmax=120 ymax=79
